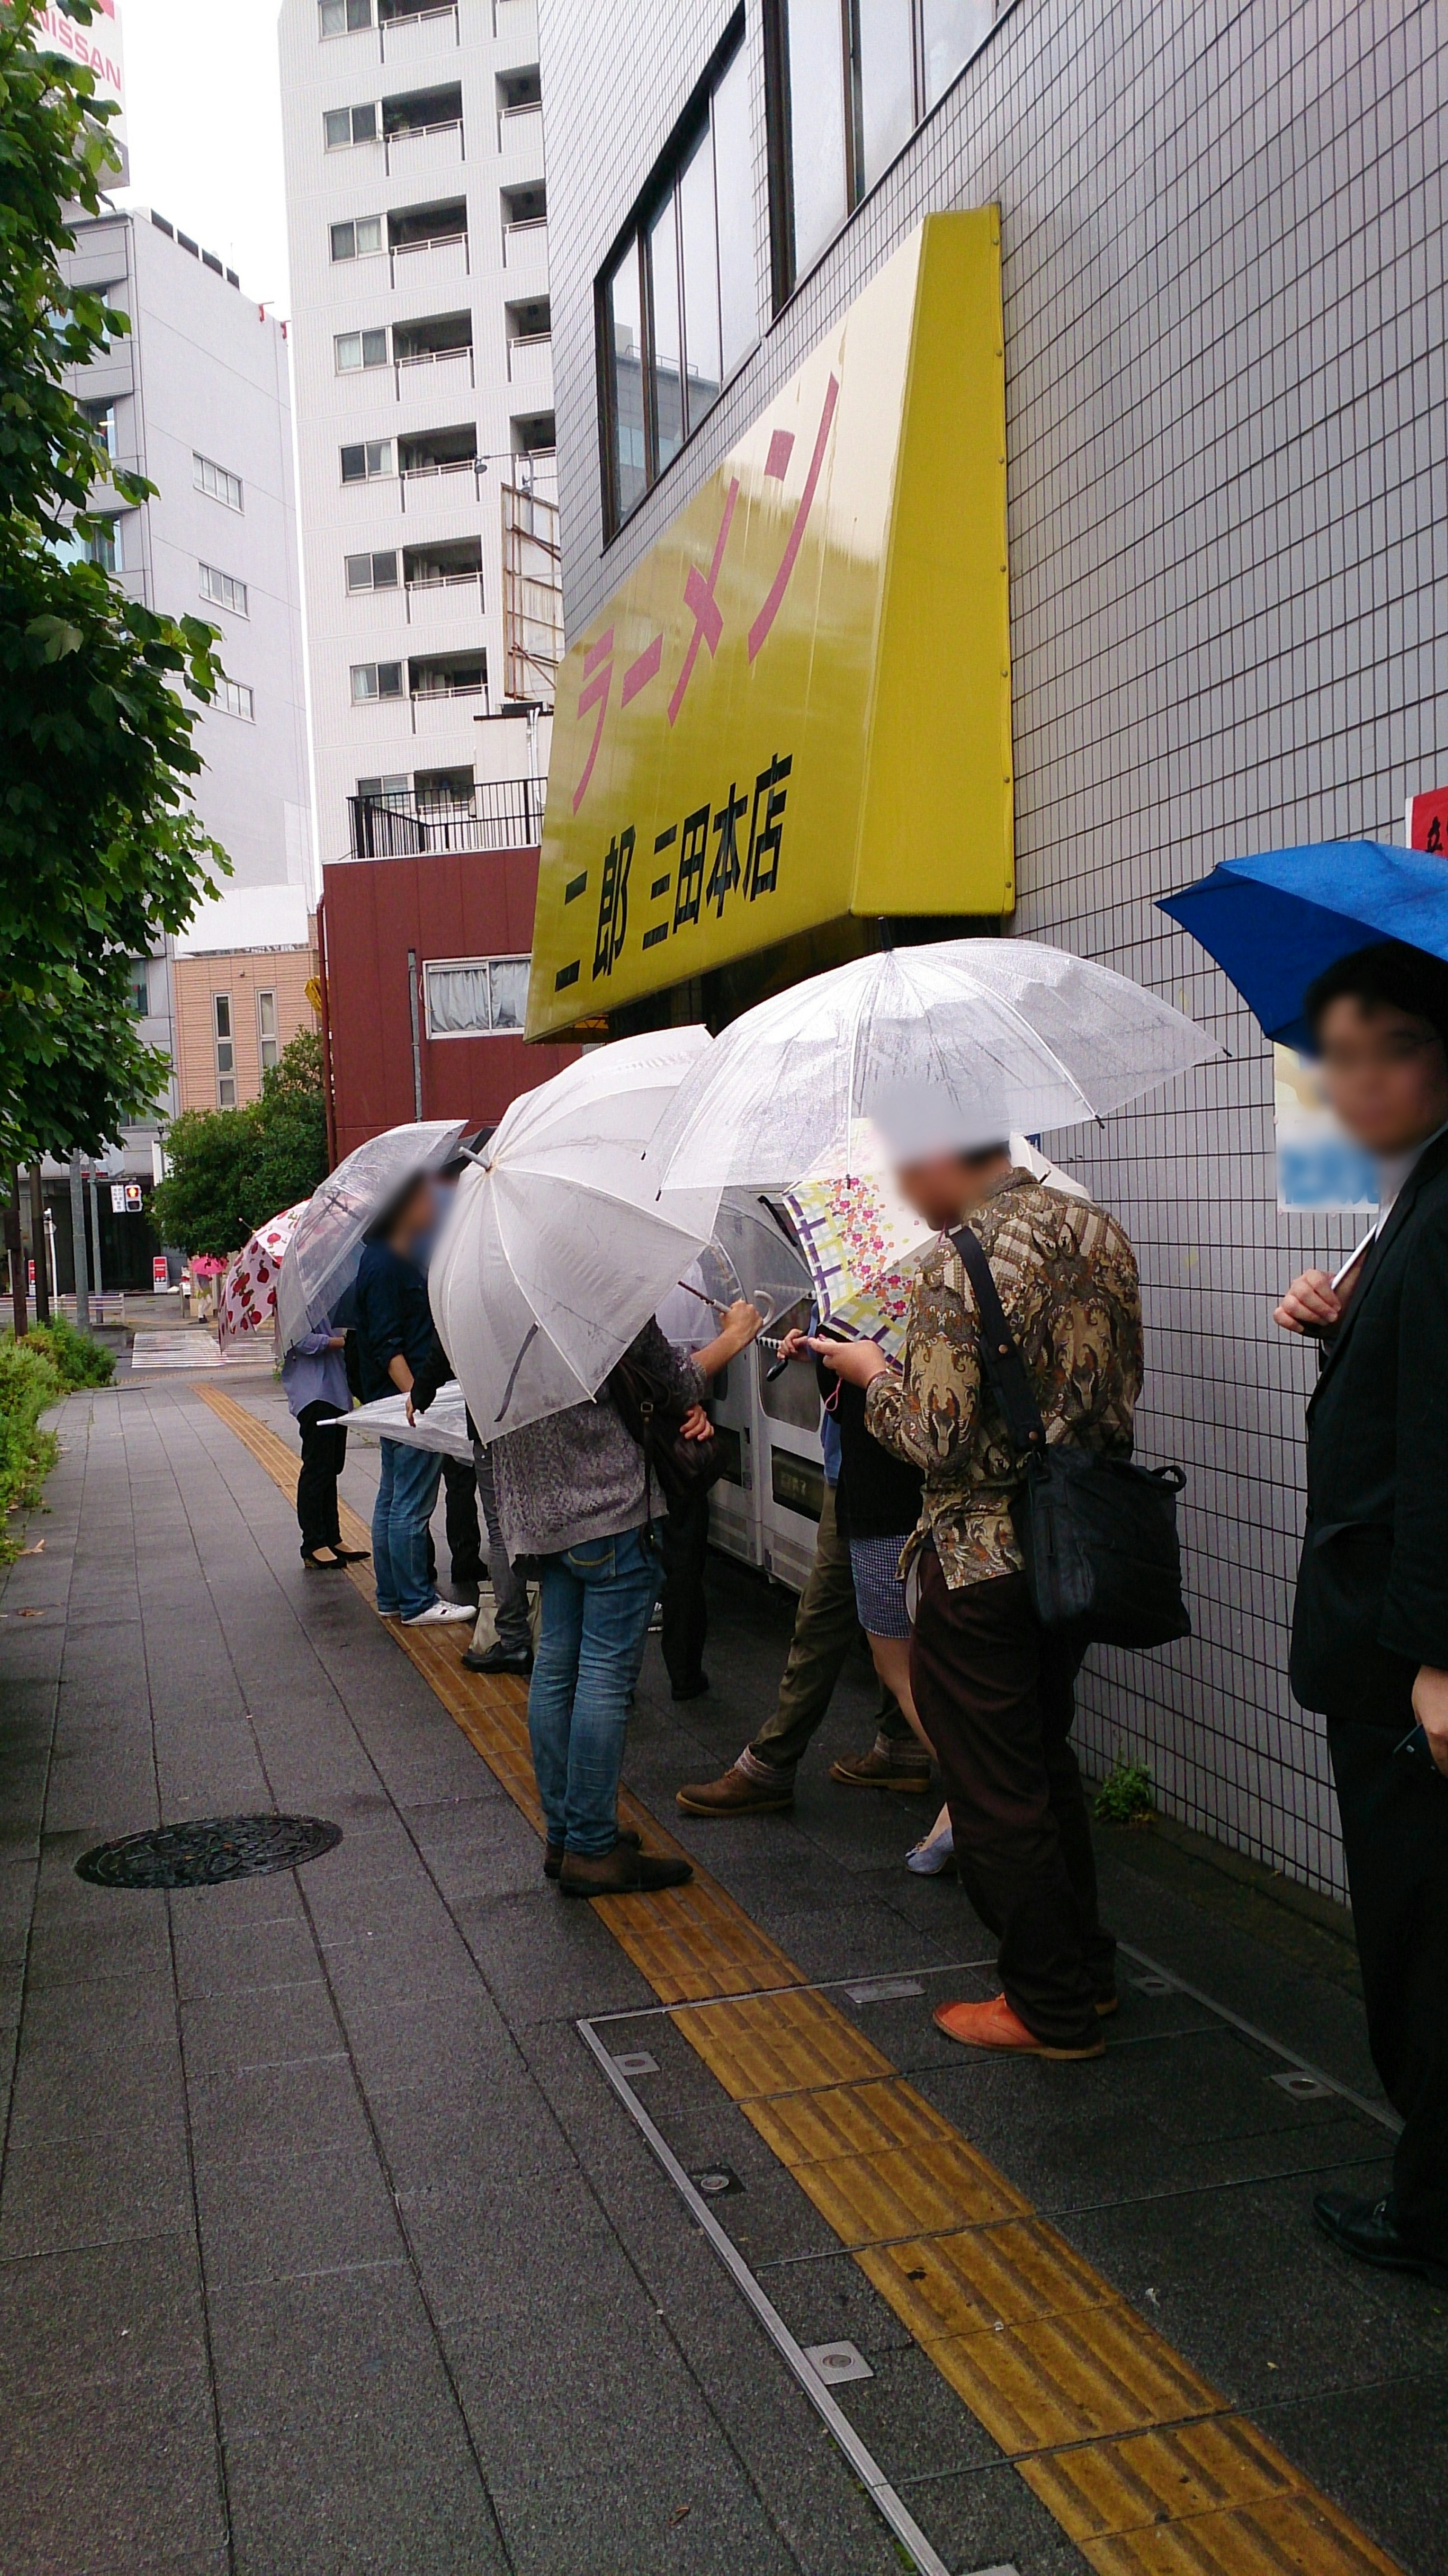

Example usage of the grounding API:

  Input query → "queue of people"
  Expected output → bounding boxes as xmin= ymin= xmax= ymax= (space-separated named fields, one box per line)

xmin=279 ymin=928 xmax=1448 ymax=2300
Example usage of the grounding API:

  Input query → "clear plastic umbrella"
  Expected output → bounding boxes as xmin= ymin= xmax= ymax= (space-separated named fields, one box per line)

xmin=429 ymin=1030 xmax=720 ymax=1438
xmin=276 ymin=1119 xmax=466 ymax=1355
xmin=648 ymin=939 xmax=1223 ymax=1192
xmin=345 ymin=1382 xmax=473 ymax=1461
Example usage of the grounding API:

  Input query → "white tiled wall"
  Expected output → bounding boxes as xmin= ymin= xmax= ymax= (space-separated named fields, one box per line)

xmin=541 ymin=0 xmax=1448 ymax=1897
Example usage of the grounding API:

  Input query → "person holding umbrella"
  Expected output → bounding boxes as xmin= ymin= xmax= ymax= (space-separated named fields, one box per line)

xmin=1270 ymin=942 xmax=1448 ymax=2289
xmin=353 ymin=1177 xmax=474 ymax=1629
xmin=1163 ymin=847 xmax=1448 ymax=2287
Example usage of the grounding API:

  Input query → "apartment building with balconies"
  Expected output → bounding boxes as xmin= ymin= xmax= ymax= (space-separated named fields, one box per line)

xmin=279 ymin=0 xmax=561 ymax=875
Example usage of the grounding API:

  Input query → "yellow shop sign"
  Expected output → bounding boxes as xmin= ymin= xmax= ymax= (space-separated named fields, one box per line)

xmin=527 ymin=210 xmax=1012 ymax=1039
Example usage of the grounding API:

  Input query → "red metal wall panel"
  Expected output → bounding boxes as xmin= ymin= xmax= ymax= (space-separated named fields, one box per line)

xmin=319 ymin=846 xmax=579 ymax=1162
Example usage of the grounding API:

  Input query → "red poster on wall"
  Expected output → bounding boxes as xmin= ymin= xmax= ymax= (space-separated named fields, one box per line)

xmin=1407 ymin=788 xmax=1448 ymax=854
xmin=152 ymin=1256 xmax=170 ymax=1294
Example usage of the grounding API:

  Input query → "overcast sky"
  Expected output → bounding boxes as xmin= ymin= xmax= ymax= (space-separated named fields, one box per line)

xmin=111 ymin=0 xmax=291 ymax=314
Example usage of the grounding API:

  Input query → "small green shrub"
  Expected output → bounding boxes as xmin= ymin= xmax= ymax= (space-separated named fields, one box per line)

xmin=0 ymin=1336 xmax=64 ymax=1558
xmin=1094 ymin=1754 xmax=1155 ymax=1826
xmin=23 ymin=1314 xmax=116 ymax=1388
xmin=0 ymin=1321 xmax=115 ymax=1561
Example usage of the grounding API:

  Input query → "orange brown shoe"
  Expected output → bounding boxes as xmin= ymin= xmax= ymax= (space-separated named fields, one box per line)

xmin=932 ymin=1993 xmax=1105 ymax=2060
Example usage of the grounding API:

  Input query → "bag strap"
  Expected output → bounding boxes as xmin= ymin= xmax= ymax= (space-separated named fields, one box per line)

xmin=949 ymin=1225 xmax=1047 ymax=1458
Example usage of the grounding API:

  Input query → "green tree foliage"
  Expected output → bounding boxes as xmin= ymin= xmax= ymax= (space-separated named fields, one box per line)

xmin=0 ymin=1317 xmax=114 ymax=1558
xmin=152 ymin=1033 xmax=330 ymax=1257
xmin=0 ymin=0 xmax=227 ymax=1162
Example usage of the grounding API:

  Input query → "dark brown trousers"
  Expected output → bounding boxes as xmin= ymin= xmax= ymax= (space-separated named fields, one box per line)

xmin=910 ymin=1549 xmax=1114 ymax=2049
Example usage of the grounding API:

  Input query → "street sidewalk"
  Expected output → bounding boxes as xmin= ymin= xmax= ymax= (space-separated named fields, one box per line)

xmin=0 ymin=1379 xmax=1443 ymax=2576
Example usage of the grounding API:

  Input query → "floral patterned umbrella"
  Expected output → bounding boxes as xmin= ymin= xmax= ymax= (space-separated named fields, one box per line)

xmin=219 ymin=1204 xmax=310 ymax=1341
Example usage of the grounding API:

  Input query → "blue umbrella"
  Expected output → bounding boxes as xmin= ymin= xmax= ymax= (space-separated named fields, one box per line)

xmin=1157 ymin=840 xmax=1448 ymax=1050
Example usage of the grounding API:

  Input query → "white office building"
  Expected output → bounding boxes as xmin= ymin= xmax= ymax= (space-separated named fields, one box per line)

xmin=58 ymin=209 xmax=315 ymax=1216
xmin=279 ymin=0 xmax=560 ymax=872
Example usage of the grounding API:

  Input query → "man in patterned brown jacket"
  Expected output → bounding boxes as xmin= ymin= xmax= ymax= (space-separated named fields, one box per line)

xmin=808 ymin=1143 xmax=1142 ymax=2060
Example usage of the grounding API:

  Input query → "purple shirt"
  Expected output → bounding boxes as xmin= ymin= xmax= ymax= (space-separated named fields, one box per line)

xmin=281 ymin=1325 xmax=351 ymax=1419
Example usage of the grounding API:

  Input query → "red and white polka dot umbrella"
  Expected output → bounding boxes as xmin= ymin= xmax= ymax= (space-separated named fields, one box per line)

xmin=219 ymin=1203 xmax=310 ymax=1339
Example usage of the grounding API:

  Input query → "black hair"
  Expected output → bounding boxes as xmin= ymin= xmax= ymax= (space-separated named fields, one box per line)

xmin=363 ymin=1173 xmax=433 ymax=1244
xmin=1304 ymin=941 xmax=1448 ymax=1052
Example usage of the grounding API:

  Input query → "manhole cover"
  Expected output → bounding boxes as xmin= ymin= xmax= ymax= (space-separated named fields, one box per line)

xmin=75 ymin=1814 xmax=342 ymax=1890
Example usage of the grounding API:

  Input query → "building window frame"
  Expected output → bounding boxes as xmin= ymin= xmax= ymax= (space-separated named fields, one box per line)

xmin=256 ymin=989 xmax=279 ymax=1075
xmin=216 ymin=676 xmax=255 ymax=722
xmin=596 ymin=10 xmax=756 ymax=542
xmin=422 ymin=955 xmax=531 ymax=1039
xmin=213 ymin=991 xmax=236 ymax=1107
xmin=335 ymin=326 xmax=390 ymax=373
xmin=199 ymin=562 xmax=248 ymax=617
xmin=194 ymin=450 xmax=244 ymax=512
xmin=763 ymin=0 xmax=1000 ymax=304
xmin=351 ymin=660 xmax=404 ymax=703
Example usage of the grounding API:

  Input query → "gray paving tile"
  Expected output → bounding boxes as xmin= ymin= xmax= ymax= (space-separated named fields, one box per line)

xmin=209 ymin=2264 xmax=508 ymax=2575
xmin=1259 ymin=2372 xmax=1448 ymax=2574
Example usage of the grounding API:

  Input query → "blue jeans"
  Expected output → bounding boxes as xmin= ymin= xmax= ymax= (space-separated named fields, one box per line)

xmin=373 ymin=1438 xmax=443 ymax=1619
xmin=528 ymin=1525 xmax=659 ymax=1855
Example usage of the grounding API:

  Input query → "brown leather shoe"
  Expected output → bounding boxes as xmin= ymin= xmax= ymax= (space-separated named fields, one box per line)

xmin=828 ymin=1742 xmax=932 ymax=1792
xmin=933 ymin=1993 xmax=1104 ymax=2060
xmin=675 ymin=1762 xmax=795 ymax=1817
xmin=544 ymin=1826 xmax=640 ymax=1879
xmin=559 ymin=1845 xmax=693 ymax=1897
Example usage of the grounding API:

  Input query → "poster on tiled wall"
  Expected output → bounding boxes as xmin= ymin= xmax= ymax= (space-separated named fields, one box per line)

xmin=1274 ymin=1046 xmax=1378 ymax=1212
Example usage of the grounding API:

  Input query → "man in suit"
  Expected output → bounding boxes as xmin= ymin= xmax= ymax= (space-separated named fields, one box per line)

xmin=1276 ymin=939 xmax=1448 ymax=2288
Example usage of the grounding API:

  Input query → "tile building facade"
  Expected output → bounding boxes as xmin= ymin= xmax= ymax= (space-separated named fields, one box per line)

xmin=537 ymin=0 xmax=1448 ymax=1896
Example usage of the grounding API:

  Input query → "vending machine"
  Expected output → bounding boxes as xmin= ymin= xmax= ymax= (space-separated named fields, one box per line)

xmin=701 ymin=1194 xmax=826 ymax=1594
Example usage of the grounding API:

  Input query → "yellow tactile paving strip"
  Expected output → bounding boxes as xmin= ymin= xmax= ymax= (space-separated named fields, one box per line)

xmin=198 ymin=1383 xmax=1403 ymax=2576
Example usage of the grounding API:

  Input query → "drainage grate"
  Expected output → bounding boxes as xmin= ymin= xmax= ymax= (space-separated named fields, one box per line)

xmin=75 ymin=1814 xmax=342 ymax=1890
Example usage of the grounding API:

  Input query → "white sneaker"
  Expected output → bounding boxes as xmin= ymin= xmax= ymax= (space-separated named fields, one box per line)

xmin=402 ymin=1598 xmax=476 ymax=1627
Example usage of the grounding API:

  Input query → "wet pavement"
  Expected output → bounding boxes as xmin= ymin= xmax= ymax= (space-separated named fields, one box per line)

xmin=2 ymin=1377 xmax=1444 ymax=2576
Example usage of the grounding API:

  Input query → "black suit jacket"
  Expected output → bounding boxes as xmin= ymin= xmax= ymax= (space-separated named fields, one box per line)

xmin=1291 ymin=1130 xmax=1448 ymax=1715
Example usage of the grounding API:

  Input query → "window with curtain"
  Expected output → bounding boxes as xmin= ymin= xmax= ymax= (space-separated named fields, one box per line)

xmin=765 ymin=0 xmax=996 ymax=297
xmin=423 ymin=957 xmax=530 ymax=1038
xmin=597 ymin=19 xmax=758 ymax=536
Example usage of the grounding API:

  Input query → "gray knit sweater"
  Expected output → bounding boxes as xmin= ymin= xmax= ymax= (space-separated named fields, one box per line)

xmin=493 ymin=1323 xmax=705 ymax=1558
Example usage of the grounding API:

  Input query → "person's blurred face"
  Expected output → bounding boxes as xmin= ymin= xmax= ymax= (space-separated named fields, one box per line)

xmin=1315 ymin=996 xmax=1448 ymax=1154
xmin=386 ymin=1177 xmax=436 ymax=1253
xmin=894 ymin=1148 xmax=1009 ymax=1232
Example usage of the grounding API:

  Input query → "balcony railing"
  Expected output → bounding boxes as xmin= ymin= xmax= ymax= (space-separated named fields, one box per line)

xmin=506 ymin=330 xmax=551 ymax=377
xmin=502 ymin=216 xmax=547 ymax=267
xmin=349 ymin=777 xmax=545 ymax=857
xmin=394 ymin=343 xmax=475 ymax=390
xmin=378 ymin=1 xmax=458 ymax=55
xmin=385 ymin=116 xmax=465 ymax=172
xmin=391 ymin=228 xmax=469 ymax=279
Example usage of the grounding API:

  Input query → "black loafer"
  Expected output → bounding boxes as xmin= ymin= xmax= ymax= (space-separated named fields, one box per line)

xmin=1313 ymin=2191 xmax=1448 ymax=2287
xmin=462 ymin=1642 xmax=534 ymax=1675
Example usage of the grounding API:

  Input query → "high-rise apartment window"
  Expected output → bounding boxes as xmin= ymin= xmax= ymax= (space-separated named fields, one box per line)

xmin=765 ymin=0 xmax=995 ymax=294
xmin=598 ymin=21 xmax=756 ymax=535
xmin=194 ymin=451 xmax=244 ymax=512
xmin=319 ymin=0 xmax=372 ymax=32
xmin=341 ymin=439 xmax=393 ymax=483
xmin=351 ymin=661 xmax=403 ymax=702
xmin=213 ymin=993 xmax=236 ymax=1106
xmin=257 ymin=990 xmax=279 ymax=1074
xmin=331 ymin=215 xmax=383 ymax=261
xmin=325 ymin=101 xmax=377 ymax=146
xmin=335 ymin=327 xmax=389 ymax=373
xmin=127 ymin=959 xmax=150 ymax=1017
xmin=199 ymin=563 xmax=248 ymax=616
xmin=345 ymin=550 xmax=400 ymax=593
xmin=217 ymin=677 xmax=254 ymax=721
xmin=82 ymin=397 xmax=116 ymax=456
xmin=423 ymin=956 xmax=529 ymax=1038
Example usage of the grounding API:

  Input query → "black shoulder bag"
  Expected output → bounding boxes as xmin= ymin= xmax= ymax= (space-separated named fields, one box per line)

xmin=608 ymin=1347 xmax=726 ymax=1517
xmin=951 ymin=1226 xmax=1190 ymax=1649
